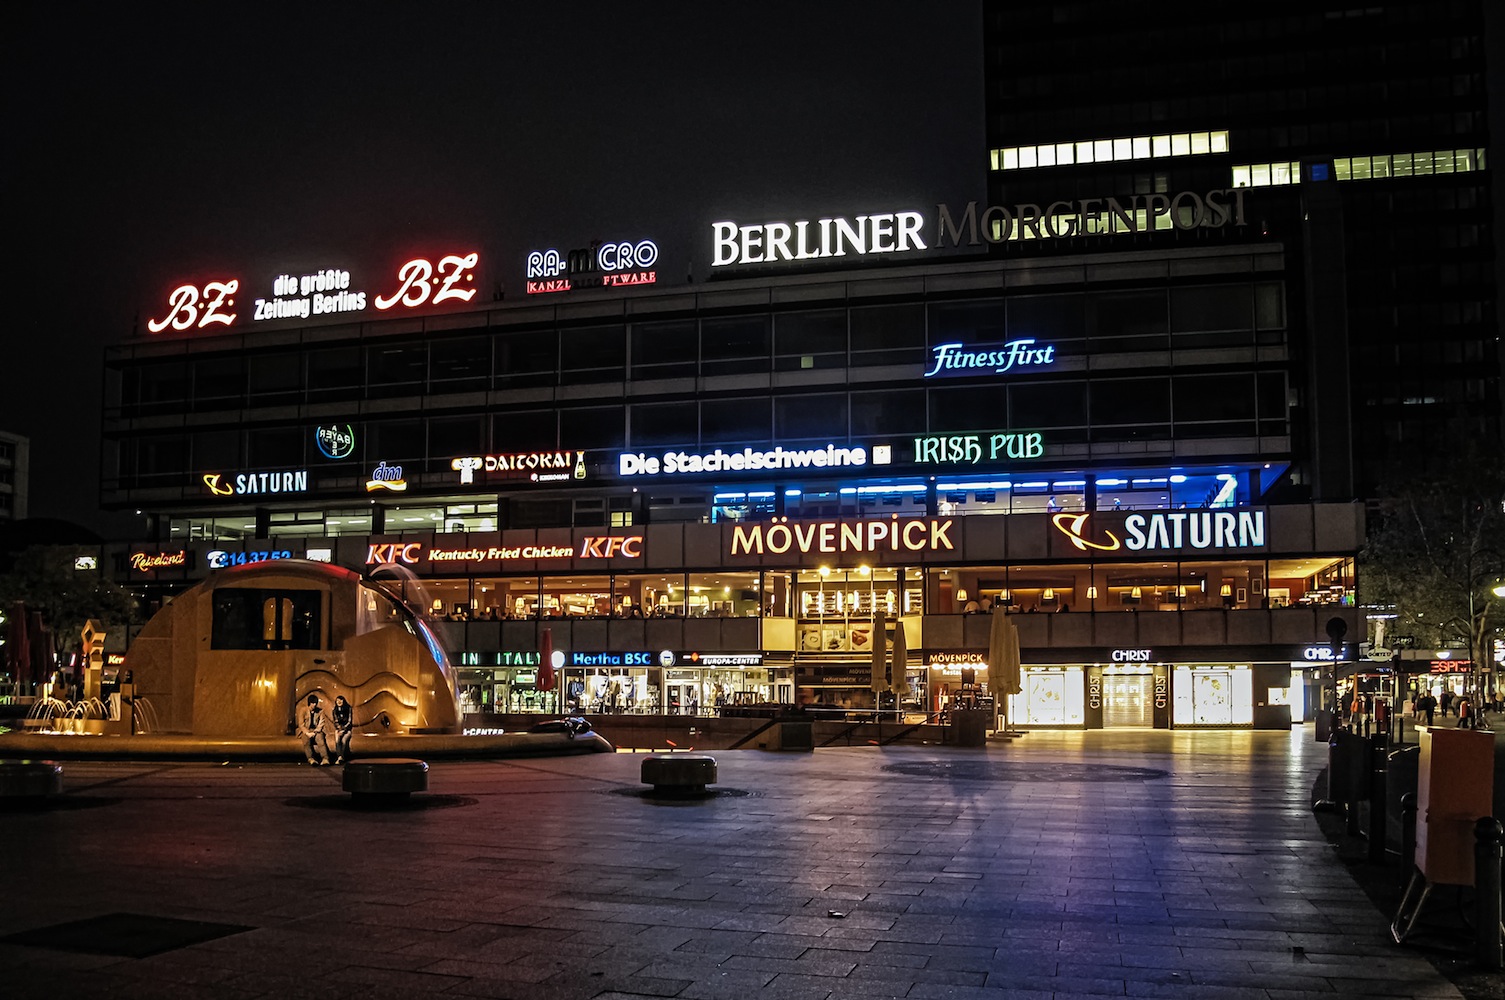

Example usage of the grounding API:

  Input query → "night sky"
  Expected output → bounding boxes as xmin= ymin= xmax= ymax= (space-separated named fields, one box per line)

xmin=9 ymin=3 xmax=983 ymax=535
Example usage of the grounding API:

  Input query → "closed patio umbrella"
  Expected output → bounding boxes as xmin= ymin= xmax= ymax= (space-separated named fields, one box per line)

xmin=889 ymin=617 xmax=907 ymax=721
xmin=987 ymin=610 xmax=1022 ymax=735
xmin=870 ymin=611 xmax=888 ymax=704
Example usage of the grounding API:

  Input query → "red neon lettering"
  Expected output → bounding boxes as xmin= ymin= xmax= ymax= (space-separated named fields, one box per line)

xmin=375 ymin=258 xmax=433 ymax=310
xmin=434 ymin=252 xmax=479 ymax=304
xmin=148 ymin=285 xmax=201 ymax=332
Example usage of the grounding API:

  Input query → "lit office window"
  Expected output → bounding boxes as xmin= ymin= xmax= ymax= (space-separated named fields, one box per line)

xmin=1316 ymin=148 xmax=1485 ymax=185
xmin=990 ymin=130 xmax=1230 ymax=171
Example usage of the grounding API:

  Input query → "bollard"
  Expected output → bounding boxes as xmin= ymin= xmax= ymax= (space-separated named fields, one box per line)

xmin=1476 ymin=817 xmax=1503 ymax=971
xmin=1367 ymin=736 xmax=1387 ymax=864
xmin=1399 ymin=792 xmax=1418 ymax=893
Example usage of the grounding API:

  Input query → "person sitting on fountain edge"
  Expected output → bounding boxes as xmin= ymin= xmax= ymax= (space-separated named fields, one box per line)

xmin=299 ymin=694 xmax=333 ymax=765
xmin=331 ymin=695 xmax=354 ymax=764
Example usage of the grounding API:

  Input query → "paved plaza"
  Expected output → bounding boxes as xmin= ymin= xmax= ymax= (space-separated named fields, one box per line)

xmin=0 ymin=730 xmax=1473 ymax=999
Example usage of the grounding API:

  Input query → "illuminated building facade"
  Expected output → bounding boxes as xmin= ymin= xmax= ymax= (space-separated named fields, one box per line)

xmin=100 ymin=205 xmax=1366 ymax=728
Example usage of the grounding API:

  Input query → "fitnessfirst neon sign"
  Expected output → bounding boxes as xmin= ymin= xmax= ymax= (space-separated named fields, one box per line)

xmin=1054 ymin=511 xmax=1266 ymax=553
xmin=619 ymin=445 xmax=867 ymax=477
xmin=711 ymin=211 xmax=926 ymax=267
xmin=731 ymin=517 xmax=955 ymax=556
xmin=925 ymin=339 xmax=1056 ymax=378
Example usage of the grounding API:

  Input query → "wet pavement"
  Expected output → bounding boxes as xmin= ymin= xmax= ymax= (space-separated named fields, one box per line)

xmin=0 ymin=729 xmax=1475 ymax=999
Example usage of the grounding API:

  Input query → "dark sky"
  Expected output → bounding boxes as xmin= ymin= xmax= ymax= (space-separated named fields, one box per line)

xmin=8 ymin=3 xmax=984 ymax=536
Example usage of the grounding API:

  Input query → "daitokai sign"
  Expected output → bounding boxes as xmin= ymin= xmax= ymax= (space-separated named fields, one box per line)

xmin=731 ymin=517 xmax=956 ymax=556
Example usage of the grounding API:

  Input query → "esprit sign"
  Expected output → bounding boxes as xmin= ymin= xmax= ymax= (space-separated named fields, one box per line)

xmin=145 ymin=252 xmax=479 ymax=333
xmin=711 ymin=211 xmax=927 ymax=267
xmin=934 ymin=190 xmax=1247 ymax=246
xmin=1053 ymin=510 xmax=1266 ymax=553
xmin=924 ymin=339 xmax=1056 ymax=378
xmin=202 ymin=470 xmax=308 ymax=497
xmin=731 ymin=517 xmax=955 ymax=556
xmin=620 ymin=445 xmax=867 ymax=477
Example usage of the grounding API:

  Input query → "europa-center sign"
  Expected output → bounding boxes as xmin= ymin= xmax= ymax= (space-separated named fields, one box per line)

xmin=145 ymin=251 xmax=480 ymax=333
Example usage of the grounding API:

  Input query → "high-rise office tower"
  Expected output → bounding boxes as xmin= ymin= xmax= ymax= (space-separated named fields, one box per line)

xmin=982 ymin=1 xmax=1499 ymax=495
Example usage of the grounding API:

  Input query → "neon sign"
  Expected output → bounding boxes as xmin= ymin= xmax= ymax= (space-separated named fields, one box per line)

xmin=571 ymin=651 xmax=655 ymax=667
xmin=315 ymin=424 xmax=355 ymax=460
xmin=924 ymin=339 xmax=1056 ymax=378
xmin=526 ymin=238 xmax=659 ymax=294
xmin=202 ymin=470 xmax=308 ymax=497
xmin=934 ymin=190 xmax=1247 ymax=245
xmin=147 ymin=280 xmax=239 ymax=332
xmin=256 ymin=269 xmax=364 ymax=321
xmin=374 ymin=252 xmax=479 ymax=310
xmin=146 ymin=251 xmax=479 ymax=334
xmin=914 ymin=431 xmax=1044 ymax=465
xmin=130 ymin=550 xmax=186 ymax=572
xmin=365 ymin=462 xmax=407 ymax=493
xmin=208 ymin=549 xmax=293 ymax=569
xmin=578 ymin=536 xmax=642 ymax=558
xmin=1110 ymin=649 xmax=1153 ymax=662
xmin=711 ymin=211 xmax=927 ymax=267
xmin=367 ymin=543 xmax=422 ymax=565
xmin=452 ymin=450 xmax=586 ymax=484
xmin=1053 ymin=511 xmax=1266 ymax=553
xmin=731 ymin=517 xmax=955 ymax=556
xmin=620 ymin=445 xmax=867 ymax=477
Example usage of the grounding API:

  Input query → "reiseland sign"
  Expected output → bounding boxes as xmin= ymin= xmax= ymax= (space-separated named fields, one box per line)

xmin=146 ymin=252 xmax=480 ymax=333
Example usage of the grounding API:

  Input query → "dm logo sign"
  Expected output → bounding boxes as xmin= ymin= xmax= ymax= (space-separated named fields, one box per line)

xmin=315 ymin=423 xmax=355 ymax=460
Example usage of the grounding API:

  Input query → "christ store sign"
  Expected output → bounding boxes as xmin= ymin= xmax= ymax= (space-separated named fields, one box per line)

xmin=145 ymin=251 xmax=480 ymax=333
xmin=1052 ymin=510 xmax=1267 ymax=554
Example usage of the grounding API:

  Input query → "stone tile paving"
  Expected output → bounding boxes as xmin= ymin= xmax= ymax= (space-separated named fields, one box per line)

xmin=0 ymin=729 xmax=1471 ymax=999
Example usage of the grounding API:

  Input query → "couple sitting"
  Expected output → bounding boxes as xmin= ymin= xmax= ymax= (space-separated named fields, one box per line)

xmin=298 ymin=693 xmax=353 ymax=765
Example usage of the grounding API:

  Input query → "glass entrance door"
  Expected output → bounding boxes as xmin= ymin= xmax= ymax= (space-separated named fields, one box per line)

xmin=1103 ymin=672 xmax=1154 ymax=728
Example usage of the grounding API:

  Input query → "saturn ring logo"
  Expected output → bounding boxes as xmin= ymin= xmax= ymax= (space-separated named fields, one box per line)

xmin=1052 ymin=513 xmax=1121 ymax=552
xmin=203 ymin=473 xmax=234 ymax=496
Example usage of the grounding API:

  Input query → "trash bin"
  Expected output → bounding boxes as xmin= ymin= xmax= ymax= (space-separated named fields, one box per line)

xmin=1328 ymin=729 xmax=1368 ymax=803
xmin=951 ymin=709 xmax=988 ymax=747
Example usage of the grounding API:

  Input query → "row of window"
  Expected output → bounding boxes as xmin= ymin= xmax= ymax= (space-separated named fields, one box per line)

xmin=110 ymin=370 xmax=1290 ymax=481
xmin=112 ymin=285 xmax=1288 ymax=413
xmin=990 ymin=130 xmax=1231 ymax=171
xmin=1231 ymin=148 xmax=1485 ymax=188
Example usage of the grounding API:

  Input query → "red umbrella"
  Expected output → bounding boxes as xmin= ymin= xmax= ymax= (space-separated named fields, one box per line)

xmin=538 ymin=628 xmax=556 ymax=692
